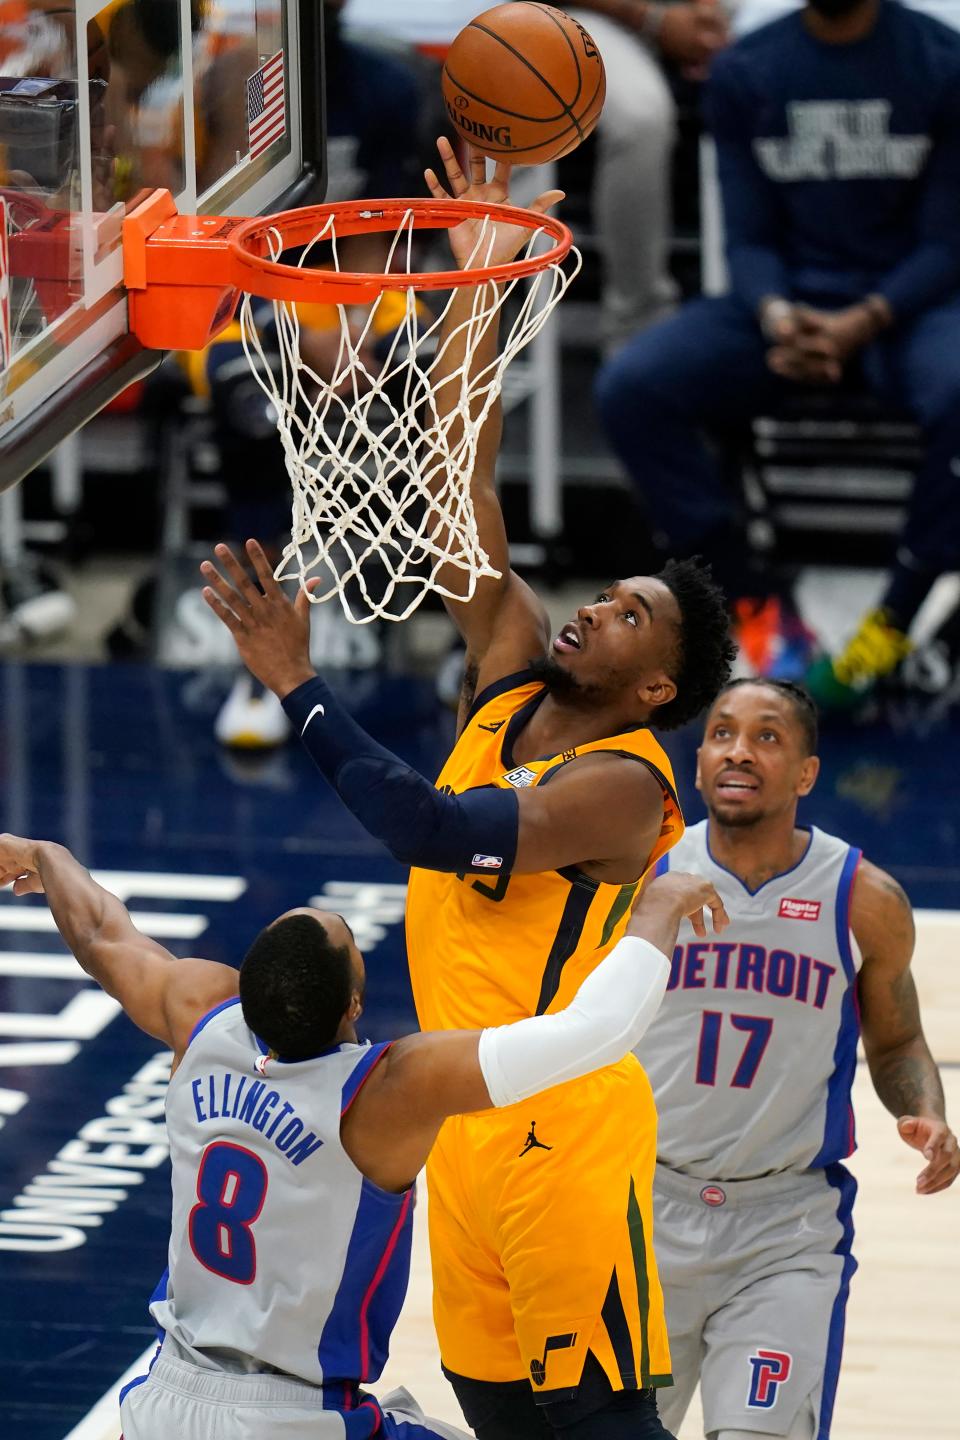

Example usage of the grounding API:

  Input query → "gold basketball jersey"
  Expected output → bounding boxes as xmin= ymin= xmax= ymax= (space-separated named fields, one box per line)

xmin=406 ymin=672 xmax=684 ymax=1032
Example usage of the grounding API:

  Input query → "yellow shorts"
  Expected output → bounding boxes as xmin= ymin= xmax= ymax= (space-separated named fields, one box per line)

xmin=426 ymin=1055 xmax=673 ymax=1398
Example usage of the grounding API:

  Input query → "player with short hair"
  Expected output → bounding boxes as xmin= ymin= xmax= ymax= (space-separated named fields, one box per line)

xmin=639 ymin=677 xmax=959 ymax=1440
xmin=0 ymin=832 xmax=727 ymax=1440
xmin=201 ymin=142 xmax=737 ymax=1440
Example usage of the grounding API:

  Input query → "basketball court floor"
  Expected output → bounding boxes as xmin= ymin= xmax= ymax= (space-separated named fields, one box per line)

xmin=0 ymin=658 xmax=957 ymax=1439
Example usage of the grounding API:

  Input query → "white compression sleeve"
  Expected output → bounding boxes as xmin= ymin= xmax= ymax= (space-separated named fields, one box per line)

xmin=477 ymin=935 xmax=670 ymax=1109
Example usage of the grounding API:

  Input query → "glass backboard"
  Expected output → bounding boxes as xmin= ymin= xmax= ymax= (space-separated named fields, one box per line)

xmin=0 ymin=0 xmax=324 ymax=489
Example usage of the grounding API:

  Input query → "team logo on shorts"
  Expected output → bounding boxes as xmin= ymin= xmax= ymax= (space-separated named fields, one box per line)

xmin=699 ymin=1184 xmax=726 ymax=1207
xmin=746 ymin=1349 xmax=793 ymax=1408
xmin=519 ymin=1120 xmax=553 ymax=1158
xmin=502 ymin=766 xmax=537 ymax=788
xmin=530 ymin=1331 xmax=577 ymax=1386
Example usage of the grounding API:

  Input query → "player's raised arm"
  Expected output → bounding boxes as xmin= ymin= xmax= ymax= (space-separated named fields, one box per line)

xmin=343 ymin=873 xmax=728 ymax=1191
xmin=853 ymin=859 xmax=959 ymax=1195
xmin=201 ymin=543 xmax=676 ymax=882
xmin=422 ymin=139 xmax=562 ymax=693
xmin=0 ymin=834 xmax=237 ymax=1059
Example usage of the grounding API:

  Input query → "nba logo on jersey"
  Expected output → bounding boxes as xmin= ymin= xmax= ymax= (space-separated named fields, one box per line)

xmin=746 ymin=1349 xmax=792 ymax=1408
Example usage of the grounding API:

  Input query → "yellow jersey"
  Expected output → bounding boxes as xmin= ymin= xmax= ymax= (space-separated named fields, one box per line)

xmin=406 ymin=671 xmax=684 ymax=1031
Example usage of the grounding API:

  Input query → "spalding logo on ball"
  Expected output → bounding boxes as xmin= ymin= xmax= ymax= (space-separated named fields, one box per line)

xmin=441 ymin=2 xmax=606 ymax=165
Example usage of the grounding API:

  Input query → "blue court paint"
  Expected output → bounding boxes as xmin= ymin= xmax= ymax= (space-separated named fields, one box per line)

xmin=0 ymin=660 xmax=956 ymax=1437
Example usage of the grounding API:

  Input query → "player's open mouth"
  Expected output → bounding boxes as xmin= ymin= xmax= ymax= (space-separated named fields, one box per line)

xmin=553 ymin=623 xmax=582 ymax=654
xmin=716 ymin=772 xmax=760 ymax=795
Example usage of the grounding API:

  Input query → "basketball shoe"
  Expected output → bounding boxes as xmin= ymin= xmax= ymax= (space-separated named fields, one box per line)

xmin=215 ymin=672 xmax=291 ymax=749
xmin=0 ymin=557 xmax=76 ymax=645
xmin=806 ymin=607 xmax=912 ymax=708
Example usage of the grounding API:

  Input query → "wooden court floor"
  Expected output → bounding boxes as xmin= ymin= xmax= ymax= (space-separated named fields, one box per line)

xmin=69 ymin=914 xmax=959 ymax=1439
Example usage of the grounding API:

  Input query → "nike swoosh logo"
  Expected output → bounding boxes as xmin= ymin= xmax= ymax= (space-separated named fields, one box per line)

xmin=301 ymin=704 xmax=325 ymax=735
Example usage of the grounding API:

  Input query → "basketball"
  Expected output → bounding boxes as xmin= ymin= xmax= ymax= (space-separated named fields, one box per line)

xmin=441 ymin=3 xmax=606 ymax=165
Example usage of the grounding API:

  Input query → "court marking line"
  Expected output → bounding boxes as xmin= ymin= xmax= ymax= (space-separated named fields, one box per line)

xmin=61 ymin=1341 xmax=156 ymax=1440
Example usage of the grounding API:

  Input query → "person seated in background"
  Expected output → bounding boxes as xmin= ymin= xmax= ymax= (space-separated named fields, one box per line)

xmin=595 ymin=0 xmax=960 ymax=701
xmin=182 ymin=242 xmax=432 ymax=748
xmin=0 ymin=0 xmax=116 ymax=647
xmin=559 ymin=0 xmax=729 ymax=350
xmin=153 ymin=5 xmax=428 ymax=747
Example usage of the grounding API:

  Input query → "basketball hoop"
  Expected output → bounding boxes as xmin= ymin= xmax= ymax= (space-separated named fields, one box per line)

xmin=123 ymin=190 xmax=579 ymax=622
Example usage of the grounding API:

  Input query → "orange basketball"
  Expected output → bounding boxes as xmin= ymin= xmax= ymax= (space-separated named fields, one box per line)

xmin=441 ymin=3 xmax=606 ymax=165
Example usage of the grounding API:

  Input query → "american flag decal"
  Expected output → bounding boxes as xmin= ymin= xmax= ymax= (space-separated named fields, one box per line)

xmin=246 ymin=50 xmax=285 ymax=160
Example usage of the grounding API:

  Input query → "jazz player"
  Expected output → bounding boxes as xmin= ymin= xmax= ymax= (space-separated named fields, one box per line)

xmin=642 ymin=678 xmax=959 ymax=1440
xmin=0 ymin=830 xmax=726 ymax=1440
xmin=200 ymin=140 xmax=736 ymax=1439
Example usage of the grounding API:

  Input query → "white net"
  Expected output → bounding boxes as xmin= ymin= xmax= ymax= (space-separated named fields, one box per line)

xmin=238 ymin=208 xmax=579 ymax=623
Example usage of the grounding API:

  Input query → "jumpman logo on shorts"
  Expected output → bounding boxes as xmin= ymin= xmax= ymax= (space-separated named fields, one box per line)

xmin=519 ymin=1120 xmax=553 ymax=1157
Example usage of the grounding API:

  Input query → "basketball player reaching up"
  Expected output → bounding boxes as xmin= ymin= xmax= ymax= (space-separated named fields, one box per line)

xmin=201 ymin=140 xmax=736 ymax=1440
xmin=640 ymin=678 xmax=959 ymax=1440
xmin=0 ymin=831 xmax=726 ymax=1440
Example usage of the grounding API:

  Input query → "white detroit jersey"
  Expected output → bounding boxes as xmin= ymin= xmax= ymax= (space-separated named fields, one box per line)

xmin=640 ymin=823 xmax=863 ymax=1179
xmin=151 ymin=999 xmax=413 ymax=1387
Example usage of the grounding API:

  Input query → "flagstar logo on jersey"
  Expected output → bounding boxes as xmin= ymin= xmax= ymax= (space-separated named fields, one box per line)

xmin=779 ymin=898 xmax=821 ymax=921
xmin=747 ymin=1350 xmax=792 ymax=1408
xmin=472 ymin=854 xmax=503 ymax=870
xmin=699 ymin=1184 xmax=726 ymax=1207
xmin=503 ymin=766 xmax=537 ymax=788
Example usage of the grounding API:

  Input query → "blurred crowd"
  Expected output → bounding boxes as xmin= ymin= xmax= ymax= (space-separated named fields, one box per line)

xmin=2 ymin=0 xmax=960 ymax=733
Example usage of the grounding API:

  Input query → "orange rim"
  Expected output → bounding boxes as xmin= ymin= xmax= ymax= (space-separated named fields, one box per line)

xmin=123 ymin=190 xmax=574 ymax=349
xmin=225 ymin=196 xmax=574 ymax=301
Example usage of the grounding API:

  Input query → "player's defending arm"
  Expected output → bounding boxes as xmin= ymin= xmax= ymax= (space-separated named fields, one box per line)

xmin=344 ymin=873 xmax=727 ymax=1190
xmin=853 ymin=860 xmax=959 ymax=1195
xmin=422 ymin=139 xmax=563 ymax=711
xmin=0 ymin=834 xmax=237 ymax=1060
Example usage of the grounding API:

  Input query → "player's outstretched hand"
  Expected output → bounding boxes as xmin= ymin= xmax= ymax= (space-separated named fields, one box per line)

xmin=200 ymin=540 xmax=318 ymax=700
xmin=627 ymin=871 xmax=729 ymax=954
xmin=0 ymin=833 xmax=45 ymax=895
xmin=425 ymin=136 xmax=564 ymax=270
xmin=897 ymin=1114 xmax=960 ymax=1195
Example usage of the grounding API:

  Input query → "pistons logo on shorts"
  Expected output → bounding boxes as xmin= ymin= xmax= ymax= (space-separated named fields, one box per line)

xmin=746 ymin=1349 xmax=793 ymax=1408
xmin=700 ymin=1184 xmax=726 ymax=1207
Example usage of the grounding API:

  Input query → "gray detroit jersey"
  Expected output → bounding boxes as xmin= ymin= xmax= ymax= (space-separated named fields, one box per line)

xmin=640 ymin=823 xmax=862 ymax=1178
xmin=151 ymin=1000 xmax=413 ymax=1386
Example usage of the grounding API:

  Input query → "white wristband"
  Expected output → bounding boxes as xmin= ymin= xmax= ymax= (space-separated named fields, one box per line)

xmin=478 ymin=934 xmax=670 ymax=1109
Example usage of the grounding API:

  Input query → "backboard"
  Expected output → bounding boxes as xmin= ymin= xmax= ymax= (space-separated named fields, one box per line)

xmin=0 ymin=0 xmax=324 ymax=490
